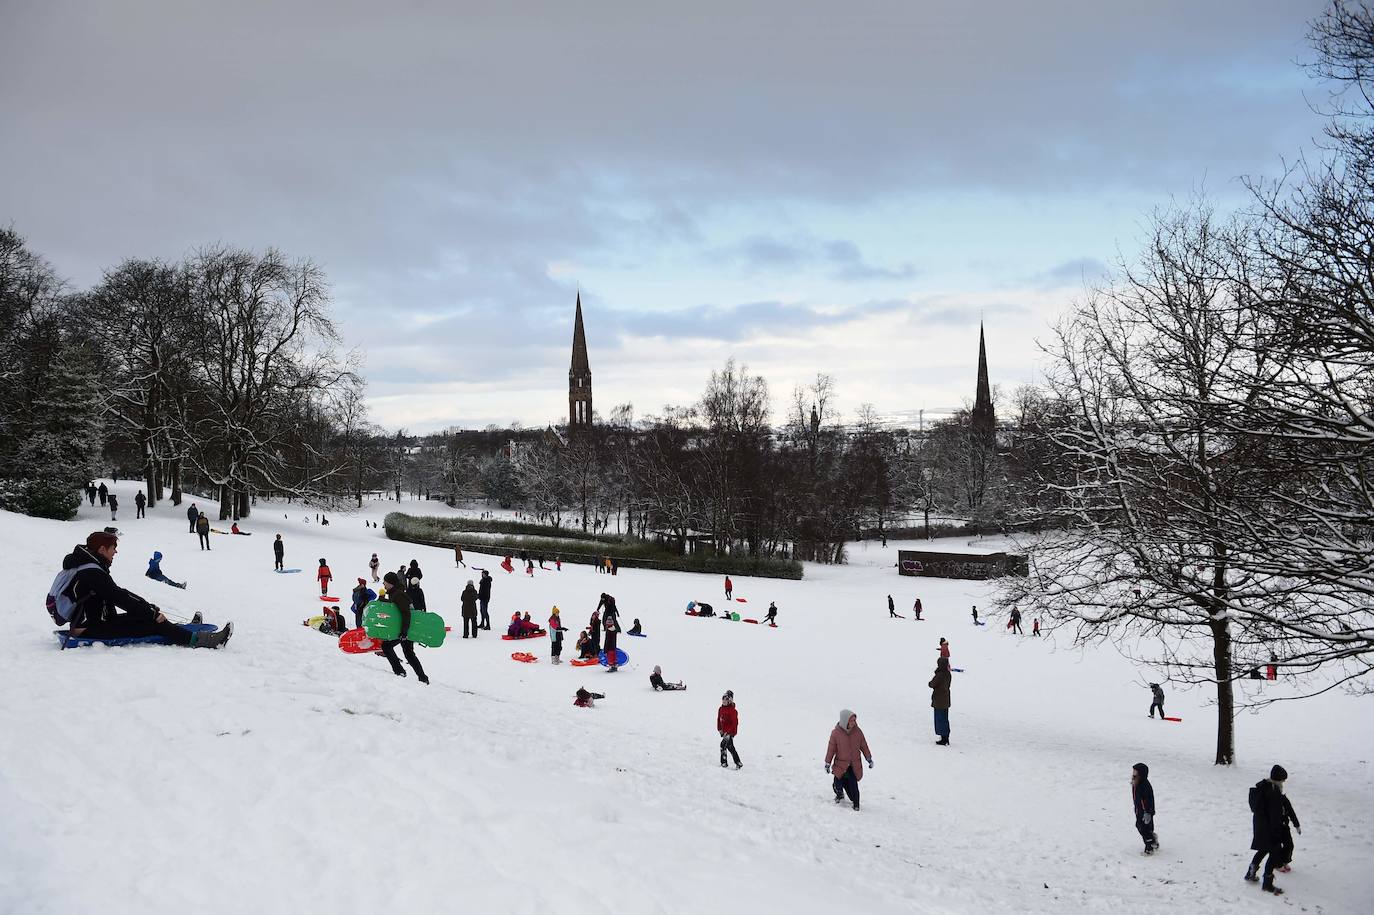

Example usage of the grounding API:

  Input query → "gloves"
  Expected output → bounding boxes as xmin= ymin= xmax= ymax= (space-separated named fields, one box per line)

xmin=825 ymin=763 xmax=831 ymax=774
xmin=867 ymin=758 xmax=875 ymax=769
xmin=1142 ymin=813 xmax=1152 ymax=826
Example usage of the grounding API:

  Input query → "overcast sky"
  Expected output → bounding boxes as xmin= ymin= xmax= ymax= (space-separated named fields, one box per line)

xmin=0 ymin=0 xmax=1329 ymax=431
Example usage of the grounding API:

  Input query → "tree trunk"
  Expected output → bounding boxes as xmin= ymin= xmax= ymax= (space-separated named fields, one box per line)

xmin=218 ymin=484 xmax=232 ymax=520
xmin=1209 ymin=618 xmax=1236 ymax=765
xmin=236 ymin=488 xmax=250 ymax=519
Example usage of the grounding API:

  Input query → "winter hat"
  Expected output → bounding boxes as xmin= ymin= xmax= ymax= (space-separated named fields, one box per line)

xmin=1270 ymin=764 xmax=1288 ymax=782
xmin=1132 ymin=762 xmax=1149 ymax=778
xmin=357 ymin=578 xmax=366 ymax=586
xmin=838 ymin=708 xmax=855 ymax=730
xmin=86 ymin=531 xmax=118 ymax=552
xmin=153 ymin=551 xmax=162 ymax=560
xmin=383 ymin=571 xmax=401 ymax=588
xmin=653 ymin=665 xmax=662 ymax=675
xmin=319 ymin=558 xmax=327 ymax=565
xmin=722 ymin=689 xmax=734 ymax=703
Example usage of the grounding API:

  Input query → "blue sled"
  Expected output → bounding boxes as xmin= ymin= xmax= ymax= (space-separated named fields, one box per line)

xmin=55 ymin=622 xmax=217 ymax=649
xmin=598 ymin=648 xmax=629 ymax=666
xmin=626 ymin=632 xmax=647 ymax=638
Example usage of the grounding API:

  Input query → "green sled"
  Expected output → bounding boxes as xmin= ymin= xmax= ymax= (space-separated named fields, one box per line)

xmin=362 ymin=600 xmax=447 ymax=647
xmin=730 ymin=611 xmax=741 ymax=621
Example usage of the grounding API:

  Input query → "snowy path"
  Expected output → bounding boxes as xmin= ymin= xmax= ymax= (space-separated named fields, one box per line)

xmin=1 ymin=486 xmax=1371 ymax=913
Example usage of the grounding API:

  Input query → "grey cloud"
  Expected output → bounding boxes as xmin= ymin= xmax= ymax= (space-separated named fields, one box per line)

xmin=715 ymin=234 xmax=917 ymax=282
xmin=1031 ymin=257 xmax=1112 ymax=289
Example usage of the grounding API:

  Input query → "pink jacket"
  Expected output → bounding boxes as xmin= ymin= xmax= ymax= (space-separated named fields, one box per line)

xmin=825 ymin=723 xmax=873 ymax=782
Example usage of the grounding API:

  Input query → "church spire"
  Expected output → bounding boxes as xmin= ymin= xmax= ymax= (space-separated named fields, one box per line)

xmin=971 ymin=322 xmax=995 ymax=438
xmin=569 ymin=292 xmax=593 ymax=429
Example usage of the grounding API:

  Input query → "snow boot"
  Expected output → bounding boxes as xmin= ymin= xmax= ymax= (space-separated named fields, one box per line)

xmin=417 ymin=673 xmax=430 ymax=685
xmin=1262 ymin=884 xmax=1283 ymax=896
xmin=191 ymin=621 xmax=232 ymax=649
xmin=190 ymin=612 xmax=203 ymax=624
xmin=852 ymin=800 xmax=860 ymax=811
xmin=1244 ymin=867 xmax=1258 ymax=883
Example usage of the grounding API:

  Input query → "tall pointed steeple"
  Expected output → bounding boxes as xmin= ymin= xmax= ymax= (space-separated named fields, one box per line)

xmin=568 ymin=292 xmax=593 ymax=429
xmin=971 ymin=322 xmax=995 ymax=438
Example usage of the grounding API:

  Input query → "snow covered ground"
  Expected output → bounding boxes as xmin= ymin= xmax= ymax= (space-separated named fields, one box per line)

xmin=2 ymin=482 xmax=1372 ymax=914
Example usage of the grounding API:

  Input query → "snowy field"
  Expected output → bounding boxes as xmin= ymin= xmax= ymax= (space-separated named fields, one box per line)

xmin=2 ymin=482 xmax=1372 ymax=915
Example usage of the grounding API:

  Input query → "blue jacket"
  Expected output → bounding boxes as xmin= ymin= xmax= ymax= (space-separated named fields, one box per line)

xmin=146 ymin=552 xmax=164 ymax=578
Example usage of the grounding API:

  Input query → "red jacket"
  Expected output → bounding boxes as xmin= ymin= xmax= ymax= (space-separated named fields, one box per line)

xmin=318 ymin=564 xmax=332 ymax=582
xmin=717 ymin=704 xmax=738 ymax=736
xmin=939 ymin=642 xmax=950 ymax=658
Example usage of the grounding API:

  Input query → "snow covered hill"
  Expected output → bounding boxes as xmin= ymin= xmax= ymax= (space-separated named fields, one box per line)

xmin=2 ymin=485 xmax=1371 ymax=914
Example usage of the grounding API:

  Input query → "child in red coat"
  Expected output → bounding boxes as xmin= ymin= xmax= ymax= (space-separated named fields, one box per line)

xmin=718 ymin=690 xmax=741 ymax=769
xmin=317 ymin=558 xmax=332 ymax=595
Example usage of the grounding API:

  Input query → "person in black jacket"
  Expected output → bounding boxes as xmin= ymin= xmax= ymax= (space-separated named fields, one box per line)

xmin=1130 ymin=762 xmax=1158 ymax=854
xmin=649 ymin=665 xmax=685 ymax=690
xmin=52 ymin=531 xmax=231 ymax=648
xmin=597 ymin=593 xmax=621 ymax=633
xmin=477 ymin=569 xmax=493 ymax=629
xmin=460 ymin=580 xmax=479 ymax=638
xmin=97 ymin=482 xmax=108 ymax=506
xmin=273 ymin=534 xmax=285 ymax=570
xmin=134 ymin=490 xmax=146 ymax=519
xmin=379 ymin=572 xmax=428 ymax=683
xmin=187 ymin=502 xmax=199 ymax=533
xmin=1246 ymin=765 xmax=1295 ymax=894
xmin=1148 ymin=683 xmax=1165 ymax=719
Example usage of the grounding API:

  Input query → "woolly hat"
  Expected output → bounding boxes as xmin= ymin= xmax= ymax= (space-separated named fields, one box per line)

xmin=1132 ymin=762 xmax=1149 ymax=778
xmin=722 ymin=689 xmax=734 ymax=703
xmin=653 ymin=665 xmax=661 ymax=675
xmin=86 ymin=531 xmax=118 ymax=552
xmin=838 ymin=708 xmax=855 ymax=730
xmin=383 ymin=571 xmax=401 ymax=587
xmin=153 ymin=551 xmax=163 ymax=561
xmin=1270 ymin=764 xmax=1288 ymax=782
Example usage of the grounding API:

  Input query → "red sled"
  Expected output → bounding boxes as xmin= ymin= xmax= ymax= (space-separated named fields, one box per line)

xmin=500 ymin=558 xmax=514 ymax=573
xmin=320 ymin=595 xmax=341 ymax=602
xmin=1162 ymin=716 xmax=1183 ymax=722
xmin=570 ymin=657 xmax=600 ymax=667
xmin=735 ymin=597 xmax=747 ymax=603
xmin=684 ymin=610 xmax=699 ymax=616
xmin=743 ymin=618 xmax=759 ymax=624
xmin=511 ymin=652 xmax=537 ymax=663
xmin=339 ymin=629 xmax=386 ymax=654
xmin=501 ymin=629 xmax=547 ymax=641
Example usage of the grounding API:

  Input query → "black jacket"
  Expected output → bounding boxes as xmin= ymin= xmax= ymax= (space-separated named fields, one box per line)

xmin=478 ymin=573 xmax=492 ymax=601
xmin=385 ymin=587 xmax=412 ymax=640
xmin=274 ymin=539 xmax=284 ymax=558
xmin=1250 ymin=780 xmax=1291 ymax=852
xmin=460 ymin=584 xmax=478 ymax=618
xmin=406 ymin=563 xmax=423 ymax=582
xmin=60 ymin=545 xmax=155 ymax=628
xmin=1132 ymin=777 xmax=1155 ymax=819
xmin=187 ymin=505 xmax=198 ymax=522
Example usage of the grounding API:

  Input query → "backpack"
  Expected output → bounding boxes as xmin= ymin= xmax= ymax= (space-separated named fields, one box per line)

xmin=46 ymin=563 xmax=101 ymax=625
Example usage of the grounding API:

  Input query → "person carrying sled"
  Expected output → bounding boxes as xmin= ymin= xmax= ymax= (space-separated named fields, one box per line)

xmin=1148 ymin=683 xmax=1166 ymax=719
xmin=51 ymin=531 xmax=232 ymax=649
xmin=929 ymin=657 xmax=952 ymax=745
xmin=478 ymin=569 xmax=493 ymax=630
xmin=1246 ymin=765 xmax=1296 ymax=894
xmin=317 ymin=558 xmax=332 ymax=595
xmin=460 ymin=580 xmax=479 ymax=638
xmin=764 ymin=601 xmax=778 ymax=626
xmin=717 ymin=690 xmax=742 ymax=769
xmin=196 ymin=512 xmax=211 ymax=551
xmin=825 ymin=710 xmax=874 ymax=811
xmin=144 ymin=551 xmax=187 ymax=589
xmin=378 ymin=571 xmax=428 ymax=684
xmin=274 ymin=534 xmax=285 ymax=571
xmin=1131 ymin=763 xmax=1158 ymax=854
xmin=351 ymin=578 xmax=376 ymax=630
xmin=649 ymin=665 xmax=684 ymax=691
xmin=1009 ymin=607 xmax=1024 ymax=634
xmin=574 ymin=686 xmax=604 ymax=708
xmin=549 ymin=607 xmax=565 ymax=663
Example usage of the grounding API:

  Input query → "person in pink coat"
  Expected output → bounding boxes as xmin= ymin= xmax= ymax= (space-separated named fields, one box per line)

xmin=825 ymin=709 xmax=874 ymax=811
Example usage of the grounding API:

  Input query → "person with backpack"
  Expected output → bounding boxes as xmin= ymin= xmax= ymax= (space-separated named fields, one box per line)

xmin=1131 ymin=763 xmax=1158 ymax=855
xmin=378 ymin=571 xmax=428 ymax=684
xmin=317 ymin=558 xmax=332 ymax=596
xmin=649 ymin=665 xmax=685 ymax=690
xmin=825 ymin=710 xmax=874 ymax=811
xmin=718 ymin=690 xmax=741 ymax=769
xmin=50 ymin=531 xmax=231 ymax=648
xmin=350 ymin=578 xmax=376 ymax=630
xmin=929 ymin=656 xmax=952 ymax=745
xmin=1246 ymin=765 xmax=1296 ymax=895
xmin=1148 ymin=683 xmax=1166 ymax=719
xmin=460 ymin=580 xmax=479 ymax=638
xmin=187 ymin=502 xmax=199 ymax=533
xmin=144 ymin=551 xmax=187 ymax=589
xmin=273 ymin=534 xmax=285 ymax=571
xmin=107 ymin=492 xmax=119 ymax=521
xmin=134 ymin=490 xmax=146 ymax=519
xmin=477 ymin=569 xmax=493 ymax=630
xmin=195 ymin=512 xmax=211 ymax=550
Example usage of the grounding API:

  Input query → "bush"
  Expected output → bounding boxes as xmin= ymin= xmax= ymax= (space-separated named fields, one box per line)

xmin=385 ymin=512 xmax=804 ymax=580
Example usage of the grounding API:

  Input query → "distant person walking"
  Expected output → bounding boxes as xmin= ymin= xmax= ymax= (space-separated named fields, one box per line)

xmin=187 ymin=502 xmax=199 ymax=533
xmin=454 ymin=543 xmax=465 ymax=568
xmin=724 ymin=576 xmax=733 ymax=600
xmin=97 ymin=482 xmax=108 ymax=506
xmin=273 ymin=534 xmax=285 ymax=570
xmin=913 ymin=597 xmax=923 ymax=620
xmin=85 ymin=482 xmax=97 ymax=506
xmin=1148 ymin=683 xmax=1165 ymax=719
xmin=971 ymin=605 xmax=979 ymax=625
xmin=717 ymin=690 xmax=741 ymax=769
xmin=929 ymin=656 xmax=952 ymax=745
xmin=369 ymin=552 xmax=380 ymax=582
xmin=134 ymin=490 xmax=146 ymax=519
xmin=317 ymin=558 xmax=332 ymax=595
xmin=107 ymin=492 xmax=118 ymax=521
xmin=1009 ymin=607 xmax=1024 ymax=635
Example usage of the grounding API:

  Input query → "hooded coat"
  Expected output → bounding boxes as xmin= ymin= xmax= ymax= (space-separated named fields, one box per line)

xmin=929 ymin=657 xmax=952 ymax=709
xmin=460 ymin=583 xmax=479 ymax=619
xmin=146 ymin=552 xmax=164 ymax=578
xmin=1250 ymin=779 xmax=1290 ymax=852
xmin=825 ymin=710 xmax=873 ymax=782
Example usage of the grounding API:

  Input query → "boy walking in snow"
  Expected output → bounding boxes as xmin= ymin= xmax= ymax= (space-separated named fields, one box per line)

xmin=1246 ymin=765 xmax=1296 ymax=894
xmin=1148 ymin=683 xmax=1165 ymax=719
xmin=273 ymin=534 xmax=285 ymax=571
xmin=1131 ymin=762 xmax=1158 ymax=854
xmin=717 ymin=690 xmax=742 ymax=769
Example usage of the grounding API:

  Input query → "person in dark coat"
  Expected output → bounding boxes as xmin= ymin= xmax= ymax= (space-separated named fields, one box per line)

xmin=477 ymin=569 xmax=493 ymax=629
xmin=86 ymin=482 xmax=97 ymax=506
xmin=379 ymin=571 xmax=428 ymax=684
xmin=460 ymin=580 xmax=479 ymax=638
xmin=1246 ymin=765 xmax=1296 ymax=894
xmin=350 ymin=578 xmax=375 ymax=630
xmin=929 ymin=656 xmax=952 ymax=745
xmin=597 ymin=593 xmax=620 ymax=633
xmin=134 ymin=490 xmax=146 ymax=519
xmin=1131 ymin=762 xmax=1158 ymax=854
xmin=196 ymin=512 xmax=211 ymax=550
xmin=97 ymin=482 xmax=108 ymax=506
xmin=187 ymin=502 xmax=199 ymax=533
xmin=649 ymin=665 xmax=684 ymax=690
xmin=589 ymin=609 xmax=601 ymax=650
xmin=888 ymin=594 xmax=900 ymax=618
xmin=407 ymin=573 xmax=427 ymax=612
xmin=273 ymin=534 xmax=285 ymax=571
xmin=107 ymin=492 xmax=118 ymax=521
xmin=602 ymin=612 xmax=620 ymax=672
xmin=1148 ymin=683 xmax=1165 ymax=719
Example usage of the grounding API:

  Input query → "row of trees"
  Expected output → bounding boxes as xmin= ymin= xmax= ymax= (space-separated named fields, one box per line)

xmin=0 ymin=239 xmax=360 ymax=519
xmin=997 ymin=1 xmax=1374 ymax=763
